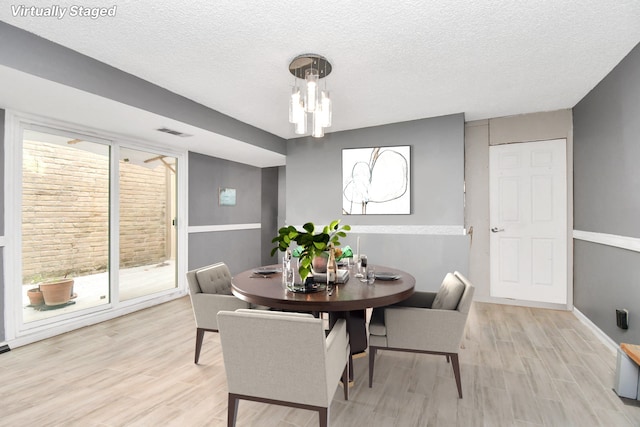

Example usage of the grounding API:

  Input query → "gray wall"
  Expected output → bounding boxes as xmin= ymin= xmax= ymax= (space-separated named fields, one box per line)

xmin=573 ymin=42 xmax=640 ymax=344
xmin=0 ymin=108 xmax=4 ymax=235
xmin=465 ymin=110 xmax=573 ymax=301
xmin=1 ymin=108 xmax=4 ymax=342
xmin=574 ymin=240 xmax=640 ymax=342
xmin=187 ymin=152 xmax=278 ymax=275
xmin=574 ymin=47 xmax=640 ymax=237
xmin=286 ymin=114 xmax=464 ymax=225
xmin=277 ymin=166 xmax=286 ymax=232
xmin=285 ymin=114 xmax=469 ymax=291
xmin=261 ymin=167 xmax=279 ymax=266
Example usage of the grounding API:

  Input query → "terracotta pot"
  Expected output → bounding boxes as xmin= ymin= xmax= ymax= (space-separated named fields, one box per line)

xmin=27 ymin=288 xmax=44 ymax=306
xmin=311 ymin=254 xmax=328 ymax=273
xmin=40 ymin=279 xmax=74 ymax=306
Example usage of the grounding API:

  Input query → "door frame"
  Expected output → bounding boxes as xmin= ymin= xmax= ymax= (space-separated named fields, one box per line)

xmin=488 ymin=138 xmax=573 ymax=310
xmin=3 ymin=110 xmax=189 ymax=346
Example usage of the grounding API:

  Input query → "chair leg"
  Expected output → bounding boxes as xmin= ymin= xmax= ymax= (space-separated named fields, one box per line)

xmin=348 ymin=353 xmax=354 ymax=382
xmin=319 ymin=407 xmax=328 ymax=427
xmin=195 ymin=328 xmax=205 ymax=364
xmin=450 ymin=353 xmax=463 ymax=398
xmin=227 ymin=393 xmax=239 ymax=427
xmin=342 ymin=361 xmax=349 ymax=400
xmin=368 ymin=347 xmax=377 ymax=388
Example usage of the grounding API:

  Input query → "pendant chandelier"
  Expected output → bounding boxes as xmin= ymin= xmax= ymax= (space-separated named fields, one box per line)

xmin=288 ymin=54 xmax=332 ymax=138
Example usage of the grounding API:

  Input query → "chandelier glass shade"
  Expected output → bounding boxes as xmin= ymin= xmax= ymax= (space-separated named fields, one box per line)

xmin=288 ymin=54 xmax=332 ymax=138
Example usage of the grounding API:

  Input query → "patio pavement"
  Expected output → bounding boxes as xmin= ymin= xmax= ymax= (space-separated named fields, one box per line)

xmin=22 ymin=260 xmax=176 ymax=324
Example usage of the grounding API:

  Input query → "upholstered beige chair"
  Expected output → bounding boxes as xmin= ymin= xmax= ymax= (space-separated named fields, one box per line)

xmin=368 ymin=271 xmax=475 ymax=398
xmin=186 ymin=262 xmax=250 ymax=364
xmin=217 ymin=309 xmax=350 ymax=427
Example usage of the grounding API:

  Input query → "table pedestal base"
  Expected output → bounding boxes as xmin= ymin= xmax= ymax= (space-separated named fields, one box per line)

xmin=330 ymin=310 xmax=367 ymax=381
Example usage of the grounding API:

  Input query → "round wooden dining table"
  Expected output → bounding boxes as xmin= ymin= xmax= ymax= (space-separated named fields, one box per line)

xmin=231 ymin=264 xmax=415 ymax=313
xmin=232 ymin=264 xmax=415 ymax=379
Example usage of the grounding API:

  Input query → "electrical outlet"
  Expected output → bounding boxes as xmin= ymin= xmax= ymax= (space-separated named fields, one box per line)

xmin=617 ymin=309 xmax=629 ymax=329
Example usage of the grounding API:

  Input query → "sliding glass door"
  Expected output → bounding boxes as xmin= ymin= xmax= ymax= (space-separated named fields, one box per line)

xmin=18 ymin=124 xmax=181 ymax=330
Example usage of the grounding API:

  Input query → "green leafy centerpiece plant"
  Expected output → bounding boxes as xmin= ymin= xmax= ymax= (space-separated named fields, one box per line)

xmin=271 ymin=220 xmax=351 ymax=283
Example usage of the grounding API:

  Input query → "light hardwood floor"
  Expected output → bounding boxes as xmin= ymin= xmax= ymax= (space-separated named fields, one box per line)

xmin=1 ymin=297 xmax=639 ymax=426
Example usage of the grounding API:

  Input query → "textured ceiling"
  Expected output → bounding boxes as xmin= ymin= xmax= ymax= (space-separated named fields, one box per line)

xmin=2 ymin=0 xmax=640 ymax=140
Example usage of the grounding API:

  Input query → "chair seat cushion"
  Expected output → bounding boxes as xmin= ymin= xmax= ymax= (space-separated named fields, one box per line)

xmin=369 ymin=308 xmax=387 ymax=336
xmin=196 ymin=265 xmax=233 ymax=294
xmin=431 ymin=273 xmax=465 ymax=310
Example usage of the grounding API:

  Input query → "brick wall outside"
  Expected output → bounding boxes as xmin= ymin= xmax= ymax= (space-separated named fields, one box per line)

xmin=119 ymin=158 xmax=170 ymax=269
xmin=22 ymin=141 xmax=170 ymax=283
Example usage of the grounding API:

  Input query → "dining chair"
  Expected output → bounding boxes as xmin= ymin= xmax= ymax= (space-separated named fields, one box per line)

xmin=368 ymin=271 xmax=475 ymax=398
xmin=186 ymin=262 xmax=251 ymax=364
xmin=217 ymin=309 xmax=350 ymax=427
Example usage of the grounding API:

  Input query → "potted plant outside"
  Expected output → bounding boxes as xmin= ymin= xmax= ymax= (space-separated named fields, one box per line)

xmin=271 ymin=220 xmax=350 ymax=283
xmin=27 ymin=287 xmax=44 ymax=306
xmin=40 ymin=277 xmax=74 ymax=306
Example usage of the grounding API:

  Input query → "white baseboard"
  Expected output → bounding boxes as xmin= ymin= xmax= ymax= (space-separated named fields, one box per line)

xmin=572 ymin=308 xmax=618 ymax=355
xmin=473 ymin=295 xmax=570 ymax=311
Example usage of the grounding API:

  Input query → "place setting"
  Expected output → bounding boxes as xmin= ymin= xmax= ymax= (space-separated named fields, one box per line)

xmin=250 ymin=267 xmax=281 ymax=278
xmin=354 ymin=254 xmax=401 ymax=284
xmin=374 ymin=271 xmax=401 ymax=281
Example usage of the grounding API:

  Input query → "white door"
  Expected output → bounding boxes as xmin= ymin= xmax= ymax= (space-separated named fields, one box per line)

xmin=489 ymin=139 xmax=567 ymax=304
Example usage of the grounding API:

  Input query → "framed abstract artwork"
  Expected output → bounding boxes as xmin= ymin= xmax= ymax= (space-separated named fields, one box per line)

xmin=342 ymin=145 xmax=411 ymax=215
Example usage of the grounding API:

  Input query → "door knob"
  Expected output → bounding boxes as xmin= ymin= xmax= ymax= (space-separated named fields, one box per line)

xmin=491 ymin=227 xmax=505 ymax=233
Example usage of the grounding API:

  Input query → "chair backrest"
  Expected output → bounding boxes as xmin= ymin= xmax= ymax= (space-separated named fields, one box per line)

xmin=453 ymin=271 xmax=474 ymax=314
xmin=186 ymin=262 xmax=233 ymax=295
xmin=217 ymin=310 xmax=334 ymax=407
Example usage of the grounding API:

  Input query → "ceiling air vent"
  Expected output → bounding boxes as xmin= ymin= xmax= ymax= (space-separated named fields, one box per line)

xmin=156 ymin=127 xmax=192 ymax=137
